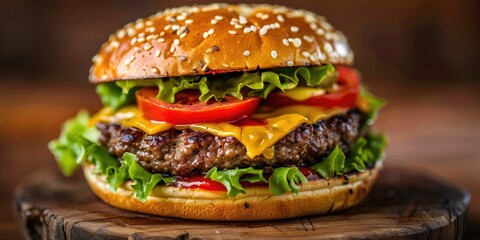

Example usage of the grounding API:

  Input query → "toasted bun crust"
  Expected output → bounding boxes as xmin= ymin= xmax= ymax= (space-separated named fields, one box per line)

xmin=90 ymin=3 xmax=353 ymax=83
xmin=83 ymin=163 xmax=380 ymax=221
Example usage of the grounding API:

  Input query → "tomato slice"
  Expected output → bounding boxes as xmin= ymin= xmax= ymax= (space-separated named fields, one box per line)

xmin=266 ymin=66 xmax=360 ymax=108
xmin=136 ymin=89 xmax=261 ymax=124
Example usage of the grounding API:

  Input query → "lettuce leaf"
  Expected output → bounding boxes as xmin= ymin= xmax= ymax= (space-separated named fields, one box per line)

xmin=48 ymin=111 xmax=100 ymax=175
xmin=122 ymin=153 xmax=173 ymax=201
xmin=312 ymin=145 xmax=345 ymax=179
xmin=342 ymin=133 xmax=387 ymax=174
xmin=361 ymin=87 xmax=387 ymax=127
xmin=95 ymin=65 xmax=337 ymax=109
xmin=269 ymin=167 xmax=308 ymax=195
xmin=48 ymin=112 xmax=173 ymax=201
xmin=96 ymin=82 xmax=139 ymax=111
xmin=205 ymin=167 xmax=267 ymax=197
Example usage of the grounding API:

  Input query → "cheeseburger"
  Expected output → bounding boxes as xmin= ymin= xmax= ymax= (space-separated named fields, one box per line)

xmin=49 ymin=3 xmax=386 ymax=221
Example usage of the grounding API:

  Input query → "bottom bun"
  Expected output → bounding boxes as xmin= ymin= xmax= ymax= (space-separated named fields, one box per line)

xmin=83 ymin=163 xmax=381 ymax=221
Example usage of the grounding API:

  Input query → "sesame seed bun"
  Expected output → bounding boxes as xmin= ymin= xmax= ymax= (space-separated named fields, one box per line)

xmin=83 ymin=162 xmax=380 ymax=221
xmin=90 ymin=3 xmax=353 ymax=82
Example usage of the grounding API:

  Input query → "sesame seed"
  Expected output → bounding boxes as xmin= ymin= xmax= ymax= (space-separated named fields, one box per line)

xmin=211 ymin=19 xmax=218 ymax=25
xmin=145 ymin=21 xmax=153 ymax=26
xmin=250 ymin=25 xmax=257 ymax=32
xmin=239 ymin=15 xmax=247 ymax=24
xmin=212 ymin=45 xmax=220 ymax=51
xmin=179 ymin=55 xmax=187 ymax=61
xmin=147 ymin=27 xmax=156 ymax=33
xmin=101 ymin=74 xmax=108 ymax=80
xmin=228 ymin=30 xmax=237 ymax=35
xmin=135 ymin=22 xmax=144 ymax=29
xmin=92 ymin=54 xmax=100 ymax=63
xmin=231 ymin=18 xmax=239 ymax=22
xmin=208 ymin=28 xmax=215 ymax=35
xmin=277 ymin=15 xmax=285 ymax=23
xmin=235 ymin=24 xmax=243 ymax=29
xmin=282 ymin=39 xmax=290 ymax=46
xmin=292 ymin=38 xmax=302 ymax=48
xmin=243 ymin=50 xmax=251 ymax=56
xmin=203 ymin=32 xmax=209 ymax=39
xmin=173 ymin=39 xmax=180 ymax=45
xmin=301 ymin=51 xmax=310 ymax=57
xmin=287 ymin=61 xmax=294 ymax=66
xmin=146 ymin=34 xmax=157 ymax=41
xmin=117 ymin=30 xmax=126 ymax=39
xmin=202 ymin=64 xmax=209 ymax=72
xmin=259 ymin=27 xmax=268 ymax=36
xmin=260 ymin=14 xmax=269 ymax=20
xmin=185 ymin=19 xmax=193 ymax=25
xmin=158 ymin=38 xmax=165 ymax=43
xmin=243 ymin=27 xmax=252 ymax=33
xmin=137 ymin=37 xmax=145 ymax=43
xmin=271 ymin=50 xmax=278 ymax=59
xmin=160 ymin=31 xmax=165 ymax=36
xmin=310 ymin=23 xmax=318 ymax=30
xmin=130 ymin=37 xmax=137 ymax=45
xmin=170 ymin=45 xmax=175 ymax=53
xmin=222 ymin=63 xmax=230 ymax=67
xmin=215 ymin=15 xmax=224 ymax=20
xmin=152 ymin=67 xmax=159 ymax=74
xmin=256 ymin=12 xmax=263 ymax=18
xmin=172 ymin=25 xmax=180 ymax=31
xmin=290 ymin=26 xmax=299 ymax=33
xmin=316 ymin=28 xmax=325 ymax=36
xmin=179 ymin=32 xmax=187 ymax=39
xmin=164 ymin=25 xmax=171 ymax=31
xmin=303 ymin=35 xmax=314 ymax=43
xmin=127 ymin=28 xmax=135 ymax=37
xmin=155 ymin=50 xmax=161 ymax=57
xmin=324 ymin=42 xmax=333 ymax=52
xmin=177 ymin=15 xmax=186 ymax=21
xmin=177 ymin=26 xmax=187 ymax=35
xmin=205 ymin=48 xmax=214 ymax=54
xmin=144 ymin=43 xmax=153 ymax=50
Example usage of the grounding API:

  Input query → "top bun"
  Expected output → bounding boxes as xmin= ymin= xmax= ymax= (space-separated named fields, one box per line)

xmin=90 ymin=3 xmax=354 ymax=83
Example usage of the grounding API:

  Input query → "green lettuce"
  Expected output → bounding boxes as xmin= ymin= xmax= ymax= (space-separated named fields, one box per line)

xmin=361 ymin=87 xmax=387 ymax=127
xmin=205 ymin=134 xmax=386 ymax=196
xmin=95 ymin=65 xmax=336 ymax=109
xmin=312 ymin=145 xmax=345 ymax=179
xmin=269 ymin=167 xmax=308 ymax=195
xmin=96 ymin=82 xmax=138 ymax=111
xmin=122 ymin=153 xmax=174 ymax=201
xmin=205 ymin=167 xmax=267 ymax=197
xmin=48 ymin=111 xmax=100 ymax=176
xmin=48 ymin=112 xmax=173 ymax=202
xmin=342 ymin=134 xmax=387 ymax=174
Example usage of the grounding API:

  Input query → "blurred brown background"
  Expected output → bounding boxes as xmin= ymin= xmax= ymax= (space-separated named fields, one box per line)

xmin=1 ymin=0 xmax=479 ymax=239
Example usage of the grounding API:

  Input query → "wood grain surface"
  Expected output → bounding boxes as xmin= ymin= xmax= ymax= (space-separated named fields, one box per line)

xmin=14 ymin=165 xmax=470 ymax=240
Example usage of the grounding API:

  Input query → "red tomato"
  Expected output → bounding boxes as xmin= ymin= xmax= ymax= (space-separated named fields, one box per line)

xmin=175 ymin=175 xmax=227 ymax=191
xmin=136 ymin=88 xmax=261 ymax=124
xmin=266 ymin=66 xmax=360 ymax=108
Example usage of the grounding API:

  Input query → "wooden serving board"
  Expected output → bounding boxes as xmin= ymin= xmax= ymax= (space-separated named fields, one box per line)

xmin=14 ymin=165 xmax=470 ymax=239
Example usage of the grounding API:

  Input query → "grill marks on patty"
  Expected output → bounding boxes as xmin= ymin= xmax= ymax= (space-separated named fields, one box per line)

xmin=97 ymin=110 xmax=364 ymax=177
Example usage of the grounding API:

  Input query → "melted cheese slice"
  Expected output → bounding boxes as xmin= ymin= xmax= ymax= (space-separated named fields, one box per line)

xmin=90 ymin=105 xmax=347 ymax=159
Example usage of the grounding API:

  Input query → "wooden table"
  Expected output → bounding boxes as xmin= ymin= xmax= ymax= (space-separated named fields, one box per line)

xmin=14 ymin=166 xmax=469 ymax=239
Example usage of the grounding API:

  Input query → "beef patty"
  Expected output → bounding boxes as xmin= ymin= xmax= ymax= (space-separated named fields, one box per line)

xmin=98 ymin=109 xmax=364 ymax=177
